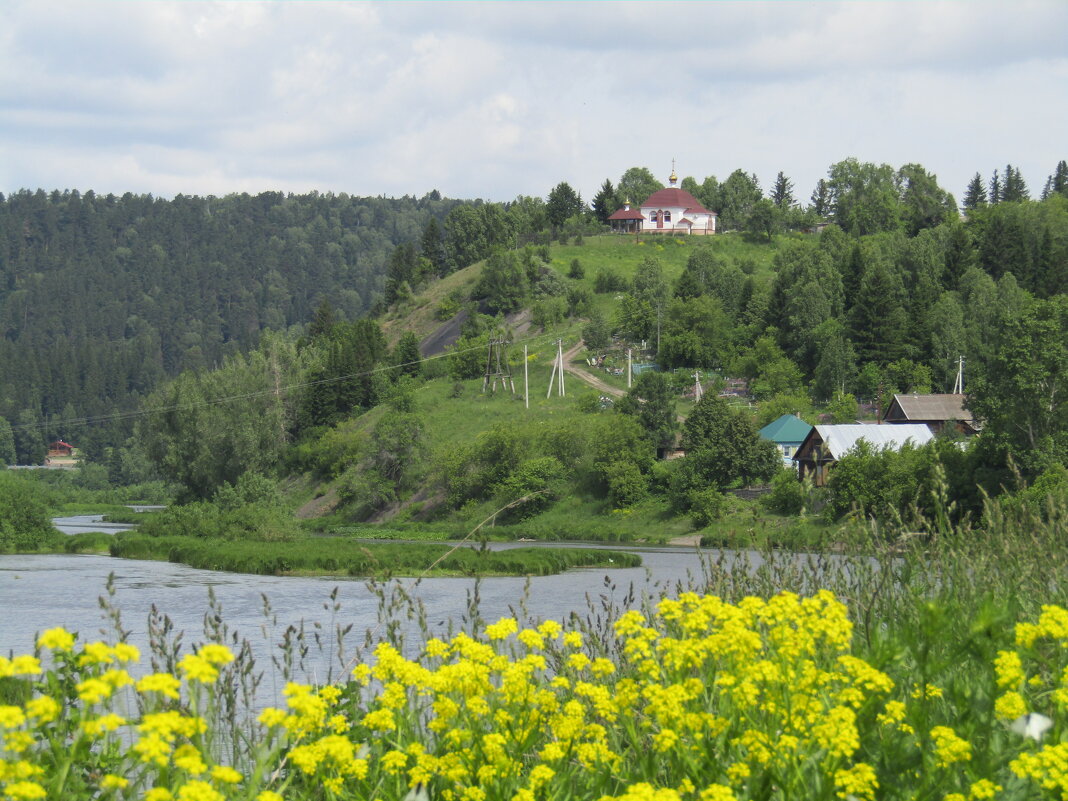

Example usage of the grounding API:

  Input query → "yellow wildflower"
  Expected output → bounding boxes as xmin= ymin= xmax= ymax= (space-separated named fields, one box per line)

xmin=78 ymin=641 xmax=114 ymax=665
xmin=24 ymin=695 xmax=59 ymax=723
xmin=699 ymin=786 xmax=736 ymax=801
xmin=968 ymin=780 xmax=1001 ymax=799
xmin=486 ymin=617 xmax=518 ymax=640
xmin=197 ymin=644 xmax=234 ymax=666
xmin=0 ymin=706 xmax=27 ymax=728
xmin=994 ymin=650 xmax=1024 ymax=689
xmin=177 ymin=780 xmax=224 ymax=801
xmin=834 ymin=763 xmax=878 ymax=800
xmin=137 ymin=672 xmax=182 ymax=700
xmin=36 ymin=627 xmax=75 ymax=651
xmin=76 ymin=678 xmax=112 ymax=704
xmin=994 ymin=691 xmax=1027 ymax=721
xmin=9 ymin=656 xmax=40 ymax=676
xmin=82 ymin=713 xmax=127 ymax=736
xmin=101 ymin=774 xmax=129 ymax=789
xmin=3 ymin=781 xmax=47 ymax=800
xmin=178 ymin=654 xmax=218 ymax=684
xmin=210 ymin=765 xmax=242 ymax=784
xmin=930 ymin=726 xmax=972 ymax=767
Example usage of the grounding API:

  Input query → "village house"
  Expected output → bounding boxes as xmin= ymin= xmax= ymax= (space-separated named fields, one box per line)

xmin=882 ymin=393 xmax=979 ymax=435
xmin=47 ymin=440 xmax=74 ymax=458
xmin=758 ymin=414 xmax=813 ymax=467
xmin=608 ymin=167 xmax=717 ymax=235
xmin=793 ymin=424 xmax=934 ymax=486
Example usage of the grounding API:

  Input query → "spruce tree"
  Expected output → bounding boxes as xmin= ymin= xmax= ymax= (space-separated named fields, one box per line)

xmin=1052 ymin=160 xmax=1068 ymax=197
xmin=962 ymin=172 xmax=987 ymax=210
xmin=1002 ymin=164 xmax=1030 ymax=202
xmin=420 ymin=217 xmax=447 ymax=276
xmin=591 ymin=179 xmax=618 ymax=224
xmin=771 ymin=171 xmax=795 ymax=208
xmin=989 ymin=169 xmax=1002 ymax=204
xmin=850 ymin=260 xmax=909 ymax=364
xmin=810 ymin=179 xmax=830 ymax=216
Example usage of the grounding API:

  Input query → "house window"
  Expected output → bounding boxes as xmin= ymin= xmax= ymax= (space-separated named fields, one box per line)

xmin=663 ymin=211 xmax=671 ymax=222
xmin=649 ymin=212 xmax=657 ymax=222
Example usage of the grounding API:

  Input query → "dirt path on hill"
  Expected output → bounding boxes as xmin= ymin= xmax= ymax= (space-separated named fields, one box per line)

xmin=561 ymin=340 xmax=626 ymax=398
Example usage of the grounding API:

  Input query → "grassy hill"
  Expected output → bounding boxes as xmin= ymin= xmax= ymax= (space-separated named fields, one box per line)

xmin=294 ymin=232 xmax=832 ymax=548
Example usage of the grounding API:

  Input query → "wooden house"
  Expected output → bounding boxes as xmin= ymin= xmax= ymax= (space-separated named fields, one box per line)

xmin=882 ymin=394 xmax=978 ymax=435
xmin=793 ymin=424 xmax=933 ymax=486
xmin=47 ymin=440 xmax=74 ymax=458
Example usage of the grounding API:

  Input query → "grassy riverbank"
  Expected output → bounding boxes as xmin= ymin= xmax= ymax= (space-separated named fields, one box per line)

xmin=105 ymin=532 xmax=641 ymax=577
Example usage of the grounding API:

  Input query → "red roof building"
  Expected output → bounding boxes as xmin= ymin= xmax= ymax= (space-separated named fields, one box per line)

xmin=638 ymin=167 xmax=717 ymax=235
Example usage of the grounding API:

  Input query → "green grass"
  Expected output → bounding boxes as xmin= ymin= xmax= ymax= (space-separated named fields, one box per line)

xmin=106 ymin=533 xmax=640 ymax=577
xmin=63 ymin=531 xmax=115 ymax=553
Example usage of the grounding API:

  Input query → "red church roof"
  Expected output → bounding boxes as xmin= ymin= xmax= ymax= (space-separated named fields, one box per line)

xmin=608 ymin=207 xmax=646 ymax=220
xmin=641 ymin=187 xmax=712 ymax=214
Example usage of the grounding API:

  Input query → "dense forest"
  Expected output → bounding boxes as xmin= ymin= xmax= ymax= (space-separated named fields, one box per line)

xmin=0 ymin=189 xmax=471 ymax=458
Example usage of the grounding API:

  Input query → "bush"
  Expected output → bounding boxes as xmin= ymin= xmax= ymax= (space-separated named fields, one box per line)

xmin=602 ymin=460 xmax=648 ymax=507
xmin=762 ymin=469 xmax=808 ymax=515
xmin=567 ymin=258 xmax=585 ymax=279
xmin=0 ymin=473 xmax=60 ymax=552
xmin=593 ymin=268 xmax=628 ymax=294
xmin=689 ymin=487 xmax=726 ymax=528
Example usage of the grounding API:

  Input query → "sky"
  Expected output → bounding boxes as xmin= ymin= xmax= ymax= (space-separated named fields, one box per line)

xmin=2 ymin=1 xmax=1066 ymax=206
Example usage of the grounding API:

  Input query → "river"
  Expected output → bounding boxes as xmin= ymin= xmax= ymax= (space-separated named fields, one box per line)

xmin=1 ymin=531 xmax=772 ymax=684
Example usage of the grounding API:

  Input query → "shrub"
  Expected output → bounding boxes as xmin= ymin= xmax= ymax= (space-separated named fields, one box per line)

xmin=763 ymin=468 xmax=808 ymax=515
xmin=602 ymin=460 xmax=648 ymax=507
xmin=0 ymin=473 xmax=60 ymax=552
xmin=567 ymin=258 xmax=584 ymax=279
xmin=689 ymin=487 xmax=726 ymax=528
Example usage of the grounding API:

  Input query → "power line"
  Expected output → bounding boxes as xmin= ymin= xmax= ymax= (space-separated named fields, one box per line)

xmin=8 ymin=330 xmax=565 ymax=433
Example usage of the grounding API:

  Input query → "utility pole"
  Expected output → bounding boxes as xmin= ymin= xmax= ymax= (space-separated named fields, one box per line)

xmin=524 ymin=344 xmax=529 ymax=409
xmin=694 ymin=370 xmax=703 ymax=402
xmin=952 ymin=355 xmax=965 ymax=394
xmin=482 ymin=336 xmax=514 ymax=394
xmin=546 ymin=339 xmax=565 ymax=398
xmin=627 ymin=348 xmax=632 ymax=388
xmin=557 ymin=339 xmax=565 ymax=397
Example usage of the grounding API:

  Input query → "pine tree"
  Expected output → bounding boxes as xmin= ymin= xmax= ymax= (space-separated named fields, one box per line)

xmin=962 ymin=173 xmax=987 ymax=211
xmin=810 ymin=179 xmax=830 ymax=216
xmin=771 ymin=171 xmax=795 ymax=208
xmin=1052 ymin=160 xmax=1068 ymax=197
xmin=1002 ymin=164 xmax=1030 ymax=202
xmin=850 ymin=260 xmax=909 ymax=364
xmin=989 ymin=169 xmax=1002 ymax=204
xmin=591 ymin=179 xmax=618 ymax=224
xmin=420 ymin=217 xmax=447 ymax=276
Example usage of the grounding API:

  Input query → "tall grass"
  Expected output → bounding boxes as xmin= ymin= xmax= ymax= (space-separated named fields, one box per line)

xmin=106 ymin=533 xmax=640 ymax=577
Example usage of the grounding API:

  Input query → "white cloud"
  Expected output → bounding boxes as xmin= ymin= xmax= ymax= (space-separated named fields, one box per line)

xmin=1 ymin=0 xmax=1065 ymax=203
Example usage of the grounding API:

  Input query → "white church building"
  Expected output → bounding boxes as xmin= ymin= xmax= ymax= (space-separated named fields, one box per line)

xmin=608 ymin=167 xmax=717 ymax=235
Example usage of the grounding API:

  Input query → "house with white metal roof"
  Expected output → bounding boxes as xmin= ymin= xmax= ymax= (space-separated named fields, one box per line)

xmin=793 ymin=423 xmax=934 ymax=486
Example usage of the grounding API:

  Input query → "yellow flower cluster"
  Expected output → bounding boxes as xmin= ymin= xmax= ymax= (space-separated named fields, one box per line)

xmin=7 ymin=598 xmax=1068 ymax=800
xmin=2 ymin=630 xmax=252 ymax=801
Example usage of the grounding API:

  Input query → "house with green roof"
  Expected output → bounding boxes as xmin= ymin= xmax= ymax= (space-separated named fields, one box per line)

xmin=758 ymin=414 xmax=813 ymax=467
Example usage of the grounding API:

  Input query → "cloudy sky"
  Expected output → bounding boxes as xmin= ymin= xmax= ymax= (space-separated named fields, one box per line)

xmin=2 ymin=1 xmax=1066 ymax=205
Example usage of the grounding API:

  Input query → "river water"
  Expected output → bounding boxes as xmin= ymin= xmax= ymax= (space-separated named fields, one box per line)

xmin=1 ymin=531 xmax=771 ymax=684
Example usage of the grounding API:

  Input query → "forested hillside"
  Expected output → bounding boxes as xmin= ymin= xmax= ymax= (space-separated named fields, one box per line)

xmin=0 ymin=189 xmax=467 ymax=457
